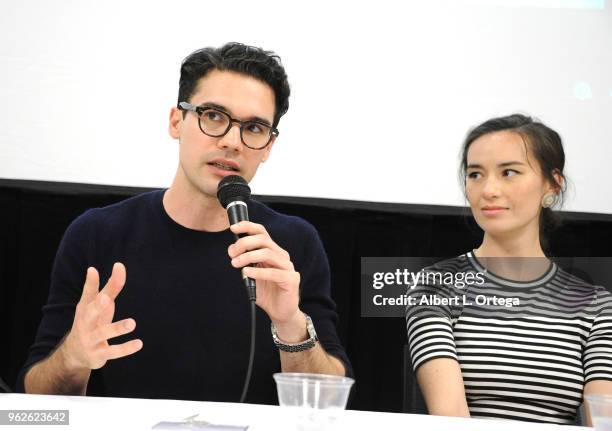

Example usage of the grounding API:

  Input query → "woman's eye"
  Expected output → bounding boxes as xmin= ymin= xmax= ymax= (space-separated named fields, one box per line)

xmin=503 ymin=169 xmax=519 ymax=177
xmin=467 ymin=172 xmax=481 ymax=179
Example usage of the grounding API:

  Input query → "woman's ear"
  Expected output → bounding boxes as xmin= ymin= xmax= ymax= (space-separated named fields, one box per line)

xmin=550 ymin=169 xmax=564 ymax=193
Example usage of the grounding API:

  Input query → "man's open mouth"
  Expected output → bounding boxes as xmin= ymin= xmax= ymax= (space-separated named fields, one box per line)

xmin=208 ymin=162 xmax=239 ymax=171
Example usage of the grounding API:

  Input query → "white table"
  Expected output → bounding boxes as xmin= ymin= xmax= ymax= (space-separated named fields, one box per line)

xmin=0 ymin=393 xmax=589 ymax=430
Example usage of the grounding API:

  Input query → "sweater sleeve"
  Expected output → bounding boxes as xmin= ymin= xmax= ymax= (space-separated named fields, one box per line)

xmin=405 ymin=266 xmax=459 ymax=372
xmin=583 ymin=287 xmax=612 ymax=383
xmin=15 ymin=210 xmax=96 ymax=392
xmin=283 ymin=218 xmax=353 ymax=378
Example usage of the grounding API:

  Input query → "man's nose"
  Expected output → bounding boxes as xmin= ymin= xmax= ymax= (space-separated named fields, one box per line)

xmin=217 ymin=122 xmax=242 ymax=152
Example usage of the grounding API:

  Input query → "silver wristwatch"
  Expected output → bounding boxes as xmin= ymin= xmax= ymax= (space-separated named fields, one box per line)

xmin=271 ymin=314 xmax=318 ymax=352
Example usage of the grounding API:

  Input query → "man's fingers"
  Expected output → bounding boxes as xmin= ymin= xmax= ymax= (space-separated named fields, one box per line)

xmin=229 ymin=221 xmax=266 ymax=236
xmin=92 ymin=318 xmax=136 ymax=344
xmin=97 ymin=298 xmax=116 ymax=326
xmin=228 ymin=234 xmax=268 ymax=258
xmin=102 ymin=339 xmax=143 ymax=361
xmin=79 ymin=267 xmax=100 ymax=304
xmin=82 ymin=292 xmax=113 ymax=329
xmin=100 ymin=262 xmax=127 ymax=301
xmin=242 ymin=266 xmax=300 ymax=288
xmin=228 ymin=234 xmax=287 ymax=259
xmin=231 ymin=248 xmax=293 ymax=271
xmin=76 ymin=264 xmax=127 ymax=331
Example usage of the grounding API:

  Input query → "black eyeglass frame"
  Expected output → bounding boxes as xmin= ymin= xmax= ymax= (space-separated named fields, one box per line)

xmin=178 ymin=102 xmax=279 ymax=150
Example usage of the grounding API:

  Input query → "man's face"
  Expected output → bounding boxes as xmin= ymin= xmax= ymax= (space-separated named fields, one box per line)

xmin=169 ymin=69 xmax=276 ymax=199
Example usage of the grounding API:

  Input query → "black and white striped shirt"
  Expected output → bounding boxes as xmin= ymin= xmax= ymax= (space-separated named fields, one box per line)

xmin=405 ymin=252 xmax=612 ymax=424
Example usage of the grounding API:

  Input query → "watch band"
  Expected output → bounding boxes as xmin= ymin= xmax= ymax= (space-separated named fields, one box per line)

xmin=271 ymin=314 xmax=318 ymax=352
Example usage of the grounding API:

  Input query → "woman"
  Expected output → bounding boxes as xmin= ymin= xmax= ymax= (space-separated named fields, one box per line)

xmin=405 ymin=114 xmax=612 ymax=424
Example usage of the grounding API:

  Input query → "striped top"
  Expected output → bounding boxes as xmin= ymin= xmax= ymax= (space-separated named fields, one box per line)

xmin=405 ymin=252 xmax=612 ymax=424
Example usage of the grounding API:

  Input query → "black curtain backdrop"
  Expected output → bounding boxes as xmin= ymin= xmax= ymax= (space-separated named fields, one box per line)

xmin=1 ymin=179 xmax=611 ymax=412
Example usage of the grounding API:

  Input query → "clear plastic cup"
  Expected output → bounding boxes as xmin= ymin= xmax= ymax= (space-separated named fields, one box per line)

xmin=273 ymin=373 xmax=355 ymax=431
xmin=586 ymin=394 xmax=612 ymax=431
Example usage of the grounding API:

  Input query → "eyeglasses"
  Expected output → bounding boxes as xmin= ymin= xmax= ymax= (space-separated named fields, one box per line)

xmin=178 ymin=102 xmax=279 ymax=150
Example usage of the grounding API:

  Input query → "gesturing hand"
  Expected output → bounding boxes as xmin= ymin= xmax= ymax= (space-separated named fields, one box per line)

xmin=62 ymin=262 xmax=143 ymax=371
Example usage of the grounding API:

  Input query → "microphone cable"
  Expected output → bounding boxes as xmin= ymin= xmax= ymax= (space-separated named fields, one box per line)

xmin=239 ymin=299 xmax=256 ymax=403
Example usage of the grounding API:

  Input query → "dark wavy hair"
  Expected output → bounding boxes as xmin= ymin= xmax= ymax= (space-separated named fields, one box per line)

xmin=459 ymin=114 xmax=567 ymax=252
xmin=177 ymin=42 xmax=290 ymax=127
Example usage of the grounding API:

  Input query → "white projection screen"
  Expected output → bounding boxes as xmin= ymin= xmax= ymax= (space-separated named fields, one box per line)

xmin=1 ymin=0 xmax=611 ymax=213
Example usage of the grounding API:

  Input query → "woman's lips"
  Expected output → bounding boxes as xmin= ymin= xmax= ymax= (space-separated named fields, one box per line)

xmin=481 ymin=207 xmax=507 ymax=216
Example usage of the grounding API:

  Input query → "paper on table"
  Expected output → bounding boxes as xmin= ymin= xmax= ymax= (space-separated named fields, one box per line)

xmin=152 ymin=421 xmax=248 ymax=430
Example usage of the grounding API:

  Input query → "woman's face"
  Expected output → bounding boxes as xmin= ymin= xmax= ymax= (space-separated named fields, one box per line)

xmin=465 ymin=130 xmax=556 ymax=239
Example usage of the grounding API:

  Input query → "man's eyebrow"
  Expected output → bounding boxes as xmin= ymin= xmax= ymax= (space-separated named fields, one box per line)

xmin=198 ymin=102 xmax=272 ymax=126
xmin=198 ymin=102 xmax=228 ymax=112
xmin=247 ymin=115 xmax=273 ymax=127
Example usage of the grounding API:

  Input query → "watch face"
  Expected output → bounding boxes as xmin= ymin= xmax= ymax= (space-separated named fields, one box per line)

xmin=305 ymin=316 xmax=317 ymax=339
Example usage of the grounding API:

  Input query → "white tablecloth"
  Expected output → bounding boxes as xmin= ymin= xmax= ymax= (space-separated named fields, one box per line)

xmin=0 ymin=393 xmax=590 ymax=431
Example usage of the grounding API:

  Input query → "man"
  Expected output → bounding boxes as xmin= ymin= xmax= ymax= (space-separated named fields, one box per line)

xmin=17 ymin=43 xmax=350 ymax=403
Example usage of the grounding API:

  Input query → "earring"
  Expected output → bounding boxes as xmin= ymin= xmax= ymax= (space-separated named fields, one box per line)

xmin=541 ymin=193 xmax=557 ymax=208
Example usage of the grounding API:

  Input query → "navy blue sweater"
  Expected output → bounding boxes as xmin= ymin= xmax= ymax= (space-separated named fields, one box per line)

xmin=18 ymin=190 xmax=351 ymax=403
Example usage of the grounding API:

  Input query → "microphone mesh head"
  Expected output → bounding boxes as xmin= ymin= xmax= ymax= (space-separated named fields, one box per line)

xmin=217 ymin=175 xmax=251 ymax=208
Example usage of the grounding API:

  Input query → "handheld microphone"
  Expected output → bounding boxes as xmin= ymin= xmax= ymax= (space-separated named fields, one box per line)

xmin=217 ymin=175 xmax=256 ymax=301
xmin=217 ymin=174 xmax=258 ymax=403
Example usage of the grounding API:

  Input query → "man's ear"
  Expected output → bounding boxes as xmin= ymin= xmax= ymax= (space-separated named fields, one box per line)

xmin=261 ymin=136 xmax=276 ymax=162
xmin=169 ymin=107 xmax=182 ymax=139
